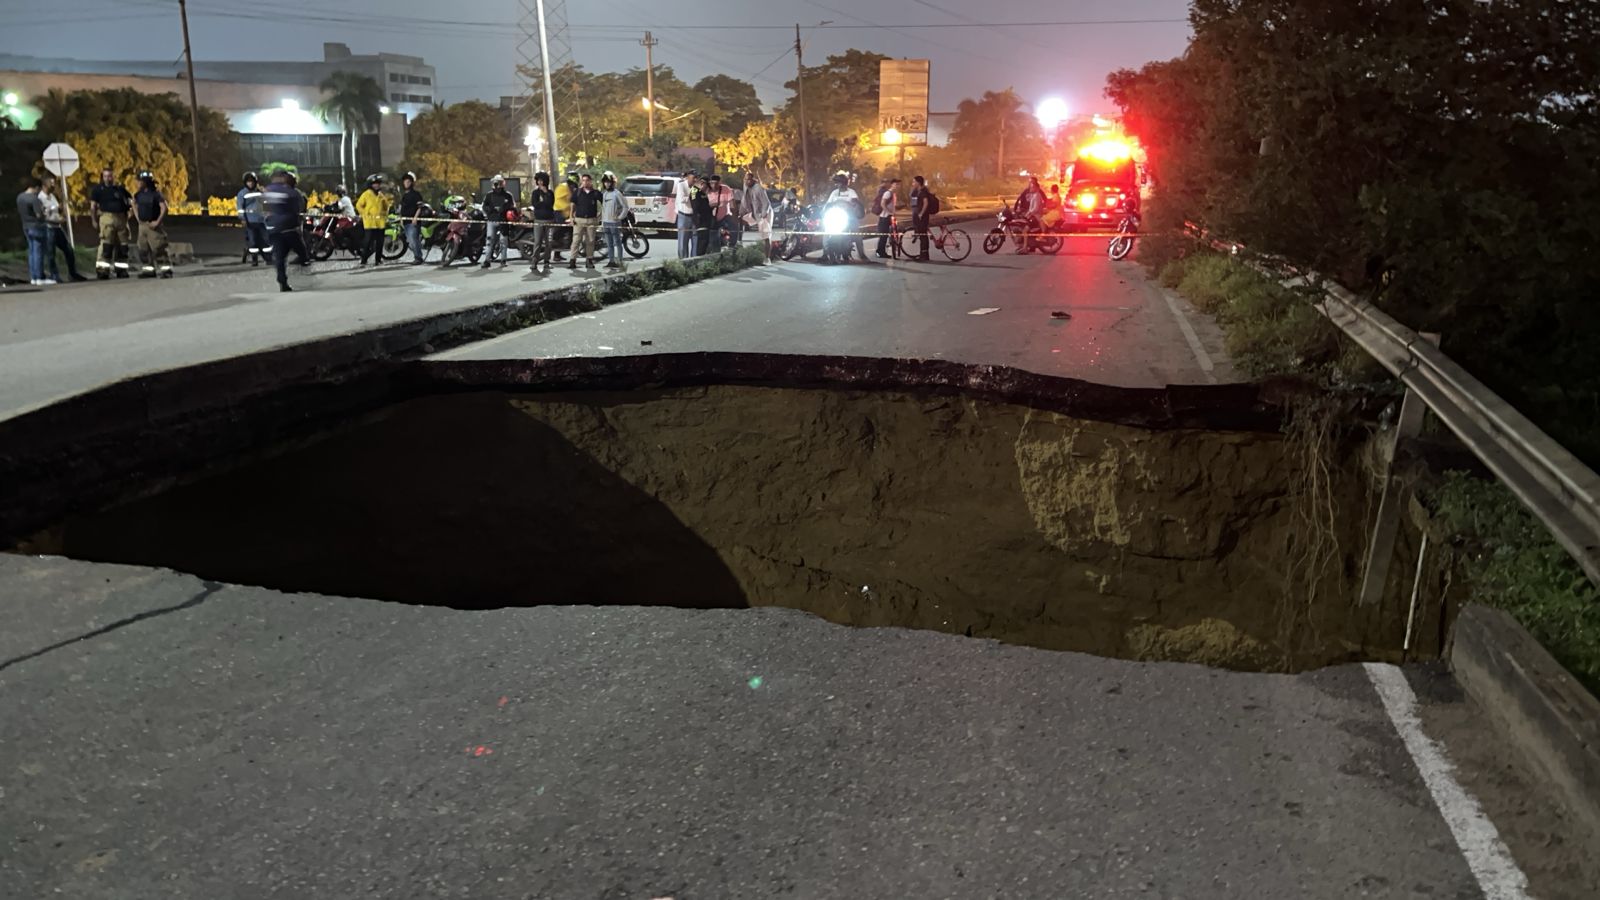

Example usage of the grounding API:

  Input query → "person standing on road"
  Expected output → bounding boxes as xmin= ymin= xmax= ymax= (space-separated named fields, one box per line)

xmin=740 ymin=171 xmax=773 ymax=261
xmin=132 ymin=171 xmax=173 ymax=279
xmin=568 ymin=172 xmax=601 ymax=271
xmin=674 ymin=170 xmax=696 ymax=258
xmin=236 ymin=172 xmax=269 ymax=266
xmin=874 ymin=177 xmax=901 ymax=259
xmin=599 ymin=173 xmax=626 ymax=270
xmin=551 ymin=172 xmax=575 ymax=262
xmin=263 ymin=169 xmax=310 ymax=293
xmin=39 ymin=174 xmax=85 ymax=282
xmin=481 ymin=174 xmax=516 ymax=269
xmin=88 ymin=167 xmax=132 ymax=279
xmin=909 ymin=175 xmax=939 ymax=261
xmin=527 ymin=171 xmax=556 ymax=274
xmin=398 ymin=172 xmax=425 ymax=264
xmin=355 ymin=174 xmax=390 ymax=267
xmin=17 ymin=177 xmax=52 ymax=286
xmin=704 ymin=174 xmax=734 ymax=252
xmin=690 ymin=174 xmax=715 ymax=257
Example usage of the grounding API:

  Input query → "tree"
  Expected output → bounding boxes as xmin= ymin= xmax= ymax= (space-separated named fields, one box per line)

xmin=405 ymin=101 xmax=516 ymax=181
xmin=778 ymin=49 xmax=890 ymax=187
xmin=33 ymin=87 xmax=239 ymax=198
xmin=694 ymin=75 xmax=763 ymax=136
xmin=712 ymin=115 xmax=800 ymax=185
xmin=315 ymin=71 xmax=384 ymax=187
xmin=950 ymin=89 xmax=1042 ymax=179
xmin=64 ymin=125 xmax=187 ymax=209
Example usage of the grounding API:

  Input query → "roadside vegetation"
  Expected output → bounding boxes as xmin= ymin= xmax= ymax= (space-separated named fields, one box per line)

xmin=1429 ymin=473 xmax=1600 ymax=695
xmin=1110 ymin=2 xmax=1599 ymax=684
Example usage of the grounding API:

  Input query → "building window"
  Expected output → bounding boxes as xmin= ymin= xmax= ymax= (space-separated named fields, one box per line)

xmin=390 ymin=93 xmax=405 ymax=102
xmin=389 ymin=73 xmax=400 ymax=82
xmin=420 ymin=76 xmax=432 ymax=85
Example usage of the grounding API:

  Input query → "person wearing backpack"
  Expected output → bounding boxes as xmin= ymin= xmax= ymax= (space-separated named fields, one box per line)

xmin=909 ymin=175 xmax=941 ymax=261
xmin=872 ymin=177 xmax=900 ymax=258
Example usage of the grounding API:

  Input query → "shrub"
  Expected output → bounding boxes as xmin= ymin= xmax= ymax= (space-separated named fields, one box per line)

xmin=1430 ymin=472 xmax=1600 ymax=696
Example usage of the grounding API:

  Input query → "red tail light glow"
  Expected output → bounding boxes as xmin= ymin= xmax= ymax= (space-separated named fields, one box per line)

xmin=1077 ymin=192 xmax=1097 ymax=210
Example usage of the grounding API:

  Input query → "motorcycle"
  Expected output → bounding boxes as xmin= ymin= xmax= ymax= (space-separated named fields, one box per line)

xmin=305 ymin=208 xmax=363 ymax=261
xmin=380 ymin=213 xmax=411 ymax=261
xmin=819 ymin=201 xmax=859 ymax=264
xmin=1108 ymin=213 xmax=1139 ymax=261
xmin=982 ymin=201 xmax=1063 ymax=255
xmin=437 ymin=204 xmax=487 ymax=268
xmin=779 ymin=205 xmax=822 ymax=261
xmin=618 ymin=209 xmax=650 ymax=259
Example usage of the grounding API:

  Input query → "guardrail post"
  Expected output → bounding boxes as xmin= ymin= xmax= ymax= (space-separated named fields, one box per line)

xmin=1358 ymin=333 xmax=1440 ymax=606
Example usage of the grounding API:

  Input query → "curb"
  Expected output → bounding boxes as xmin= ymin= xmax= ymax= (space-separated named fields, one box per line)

xmin=1450 ymin=603 xmax=1600 ymax=839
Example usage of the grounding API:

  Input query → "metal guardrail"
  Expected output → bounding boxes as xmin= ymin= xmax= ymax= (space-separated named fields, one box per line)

xmin=1191 ymin=226 xmax=1600 ymax=586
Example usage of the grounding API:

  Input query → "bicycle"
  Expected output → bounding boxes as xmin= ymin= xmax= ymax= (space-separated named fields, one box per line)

xmin=896 ymin=220 xmax=972 ymax=261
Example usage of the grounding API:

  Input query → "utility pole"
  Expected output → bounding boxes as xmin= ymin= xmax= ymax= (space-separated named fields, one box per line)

xmin=177 ymin=0 xmax=203 ymax=201
xmin=640 ymin=31 xmax=658 ymax=139
xmin=794 ymin=24 xmax=810 ymax=200
xmin=535 ymin=0 xmax=560 ymax=174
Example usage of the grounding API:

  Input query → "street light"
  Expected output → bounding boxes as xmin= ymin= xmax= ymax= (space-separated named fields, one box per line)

xmin=1035 ymin=97 xmax=1069 ymax=130
xmin=525 ymin=125 xmax=543 ymax=176
xmin=379 ymin=105 xmax=391 ymax=115
xmin=2 ymin=92 xmax=17 ymax=106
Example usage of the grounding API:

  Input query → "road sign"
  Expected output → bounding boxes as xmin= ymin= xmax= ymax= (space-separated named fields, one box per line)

xmin=878 ymin=60 xmax=931 ymax=146
xmin=42 ymin=142 xmax=80 ymax=178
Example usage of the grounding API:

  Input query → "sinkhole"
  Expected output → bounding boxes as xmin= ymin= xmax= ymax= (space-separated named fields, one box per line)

xmin=10 ymin=354 xmax=1430 ymax=672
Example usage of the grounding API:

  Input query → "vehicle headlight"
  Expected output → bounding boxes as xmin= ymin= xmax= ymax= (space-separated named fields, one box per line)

xmin=822 ymin=207 xmax=850 ymax=234
xmin=1106 ymin=195 xmax=1121 ymax=208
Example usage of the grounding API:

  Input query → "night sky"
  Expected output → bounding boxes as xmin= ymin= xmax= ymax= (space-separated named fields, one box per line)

xmin=0 ymin=0 xmax=1193 ymax=115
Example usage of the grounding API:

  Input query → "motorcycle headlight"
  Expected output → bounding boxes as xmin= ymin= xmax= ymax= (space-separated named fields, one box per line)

xmin=822 ymin=207 xmax=850 ymax=235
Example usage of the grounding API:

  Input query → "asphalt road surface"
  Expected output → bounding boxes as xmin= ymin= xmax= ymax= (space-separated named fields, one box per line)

xmin=0 ymin=554 xmax=1571 ymax=899
xmin=0 ymin=239 xmax=677 ymax=422
xmin=437 ymin=238 xmax=1237 ymax=387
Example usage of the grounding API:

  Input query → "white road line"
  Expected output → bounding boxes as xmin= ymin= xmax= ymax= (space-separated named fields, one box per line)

xmin=1155 ymin=285 xmax=1217 ymax=384
xmin=1363 ymin=663 xmax=1531 ymax=899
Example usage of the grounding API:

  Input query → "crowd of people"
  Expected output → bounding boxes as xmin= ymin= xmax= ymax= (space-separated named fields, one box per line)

xmin=15 ymin=167 xmax=177 ymax=286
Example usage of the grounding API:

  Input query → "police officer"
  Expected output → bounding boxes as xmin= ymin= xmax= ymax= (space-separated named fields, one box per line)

xmin=263 ymin=168 xmax=311 ymax=292
xmin=480 ymin=173 xmax=516 ymax=269
xmin=88 ymin=167 xmax=133 ymax=279
xmin=132 ymin=171 xmax=173 ymax=278
xmin=237 ymin=172 xmax=269 ymax=266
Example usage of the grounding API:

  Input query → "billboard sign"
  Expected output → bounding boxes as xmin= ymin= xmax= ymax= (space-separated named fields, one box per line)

xmin=878 ymin=59 xmax=930 ymax=146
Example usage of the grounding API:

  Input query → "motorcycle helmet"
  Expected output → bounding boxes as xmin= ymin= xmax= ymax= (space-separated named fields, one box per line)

xmin=401 ymin=171 xmax=416 ymax=184
xmin=367 ymin=173 xmax=385 ymax=186
xmin=137 ymin=170 xmax=155 ymax=187
xmin=243 ymin=171 xmax=258 ymax=184
xmin=446 ymin=194 xmax=467 ymax=210
xmin=334 ymin=184 xmax=348 ymax=195
xmin=832 ymin=173 xmax=849 ymax=187
xmin=491 ymin=173 xmax=506 ymax=187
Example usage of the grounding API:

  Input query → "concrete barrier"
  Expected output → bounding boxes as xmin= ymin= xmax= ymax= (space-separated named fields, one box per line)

xmin=1450 ymin=603 xmax=1600 ymax=840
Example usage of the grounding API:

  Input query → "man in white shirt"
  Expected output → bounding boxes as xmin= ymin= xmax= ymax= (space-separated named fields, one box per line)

xmin=825 ymin=173 xmax=865 ymax=261
xmin=674 ymin=171 xmax=697 ymax=258
xmin=874 ymin=177 xmax=901 ymax=259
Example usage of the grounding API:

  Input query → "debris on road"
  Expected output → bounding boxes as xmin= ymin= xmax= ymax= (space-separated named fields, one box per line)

xmin=1051 ymin=311 xmax=1072 ymax=320
xmin=641 ymin=340 xmax=654 ymax=346
xmin=968 ymin=307 xmax=1000 ymax=316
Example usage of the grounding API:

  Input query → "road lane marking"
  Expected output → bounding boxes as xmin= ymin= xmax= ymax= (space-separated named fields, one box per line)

xmin=1363 ymin=663 xmax=1530 ymax=899
xmin=1155 ymin=285 xmax=1217 ymax=383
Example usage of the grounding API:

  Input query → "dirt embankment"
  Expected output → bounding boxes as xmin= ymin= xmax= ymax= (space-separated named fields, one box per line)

xmin=37 ymin=384 xmax=1406 ymax=670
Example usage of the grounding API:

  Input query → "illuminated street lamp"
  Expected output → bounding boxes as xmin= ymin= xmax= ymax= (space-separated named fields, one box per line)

xmin=525 ymin=124 xmax=543 ymax=177
xmin=1035 ymin=97 xmax=1069 ymax=130
xmin=2 ymin=92 xmax=17 ymax=106
xmin=881 ymin=127 xmax=906 ymax=176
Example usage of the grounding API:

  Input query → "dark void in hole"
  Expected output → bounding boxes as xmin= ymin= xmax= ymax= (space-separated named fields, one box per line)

xmin=50 ymin=392 xmax=747 ymax=610
xmin=32 ymin=377 xmax=1415 ymax=672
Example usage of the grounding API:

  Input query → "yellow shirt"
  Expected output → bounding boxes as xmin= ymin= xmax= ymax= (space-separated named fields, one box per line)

xmin=355 ymin=189 xmax=391 ymax=229
xmin=553 ymin=182 xmax=572 ymax=215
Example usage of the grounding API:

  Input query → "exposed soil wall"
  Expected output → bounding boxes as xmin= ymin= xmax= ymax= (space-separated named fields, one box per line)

xmin=38 ymin=383 xmax=1408 ymax=670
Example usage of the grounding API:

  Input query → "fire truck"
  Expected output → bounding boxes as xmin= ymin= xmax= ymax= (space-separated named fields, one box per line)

xmin=1058 ymin=139 xmax=1143 ymax=233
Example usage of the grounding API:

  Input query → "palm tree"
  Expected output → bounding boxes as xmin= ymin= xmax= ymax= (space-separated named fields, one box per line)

xmin=952 ymin=89 xmax=1039 ymax=178
xmin=315 ymin=71 xmax=384 ymax=186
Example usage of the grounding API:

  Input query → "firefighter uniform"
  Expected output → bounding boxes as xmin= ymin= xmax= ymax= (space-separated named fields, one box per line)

xmin=133 ymin=182 xmax=173 ymax=278
xmin=89 ymin=181 xmax=134 ymax=278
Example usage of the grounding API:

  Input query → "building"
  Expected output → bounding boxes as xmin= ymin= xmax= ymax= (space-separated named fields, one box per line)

xmin=0 ymin=43 xmax=431 ymax=184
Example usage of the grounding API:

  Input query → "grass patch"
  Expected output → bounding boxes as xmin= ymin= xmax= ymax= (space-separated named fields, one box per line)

xmin=1170 ymin=254 xmax=1344 ymax=380
xmin=1429 ymin=472 xmax=1600 ymax=695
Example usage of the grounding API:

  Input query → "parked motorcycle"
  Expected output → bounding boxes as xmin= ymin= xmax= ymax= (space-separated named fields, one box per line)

xmin=779 ymin=205 xmax=821 ymax=260
xmin=619 ymin=209 xmax=650 ymax=259
xmin=437 ymin=203 xmax=487 ymax=268
xmin=982 ymin=201 xmax=1062 ymax=255
xmin=305 ymin=208 xmax=363 ymax=261
xmin=1108 ymin=213 xmax=1139 ymax=261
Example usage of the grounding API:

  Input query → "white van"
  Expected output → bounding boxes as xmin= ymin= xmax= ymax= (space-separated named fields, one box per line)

xmin=622 ymin=174 xmax=680 ymax=230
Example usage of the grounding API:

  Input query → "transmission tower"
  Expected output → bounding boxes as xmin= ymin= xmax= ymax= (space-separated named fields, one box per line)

xmin=514 ymin=0 xmax=587 ymax=169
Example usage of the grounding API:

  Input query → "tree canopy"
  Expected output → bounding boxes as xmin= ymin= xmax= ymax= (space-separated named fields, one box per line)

xmin=33 ymin=87 xmax=237 ymax=199
xmin=403 ymin=100 xmax=517 ymax=195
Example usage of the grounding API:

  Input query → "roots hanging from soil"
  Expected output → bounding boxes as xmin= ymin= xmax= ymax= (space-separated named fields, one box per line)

xmin=1277 ymin=397 xmax=1352 ymax=668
